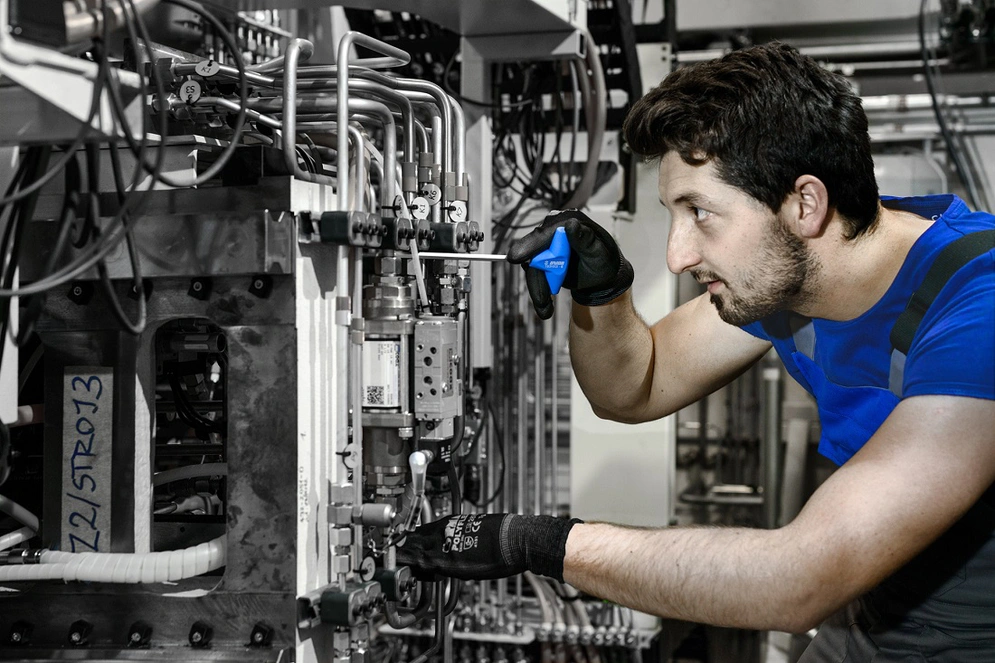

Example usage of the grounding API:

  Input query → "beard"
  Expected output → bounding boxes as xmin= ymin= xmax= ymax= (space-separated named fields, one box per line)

xmin=695 ymin=214 xmax=819 ymax=327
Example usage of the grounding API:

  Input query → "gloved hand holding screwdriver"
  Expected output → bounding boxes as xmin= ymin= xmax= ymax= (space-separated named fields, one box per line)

xmin=396 ymin=210 xmax=630 ymax=582
xmin=508 ymin=208 xmax=635 ymax=320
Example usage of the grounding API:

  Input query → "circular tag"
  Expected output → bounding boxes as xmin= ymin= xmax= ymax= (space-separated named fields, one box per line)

xmin=448 ymin=201 xmax=467 ymax=223
xmin=420 ymin=183 xmax=441 ymax=205
xmin=179 ymin=79 xmax=202 ymax=104
xmin=194 ymin=59 xmax=221 ymax=77
xmin=360 ymin=556 xmax=376 ymax=581
xmin=410 ymin=196 xmax=430 ymax=220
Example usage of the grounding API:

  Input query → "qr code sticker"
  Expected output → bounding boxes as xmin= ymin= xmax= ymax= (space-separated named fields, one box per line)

xmin=366 ymin=386 xmax=385 ymax=405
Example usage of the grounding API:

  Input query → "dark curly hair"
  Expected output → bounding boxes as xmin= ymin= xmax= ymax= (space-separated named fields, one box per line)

xmin=623 ymin=42 xmax=880 ymax=239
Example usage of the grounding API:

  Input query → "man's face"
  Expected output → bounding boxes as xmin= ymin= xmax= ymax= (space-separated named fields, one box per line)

xmin=657 ymin=152 xmax=818 ymax=326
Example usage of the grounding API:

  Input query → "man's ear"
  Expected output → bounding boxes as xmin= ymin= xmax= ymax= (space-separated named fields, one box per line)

xmin=790 ymin=175 xmax=830 ymax=239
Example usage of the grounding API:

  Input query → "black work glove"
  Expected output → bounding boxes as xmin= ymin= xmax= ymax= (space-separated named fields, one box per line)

xmin=395 ymin=513 xmax=582 ymax=582
xmin=507 ymin=209 xmax=634 ymax=320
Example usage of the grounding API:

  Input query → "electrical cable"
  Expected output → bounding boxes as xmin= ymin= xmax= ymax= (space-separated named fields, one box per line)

xmin=0 ymin=494 xmax=40 ymax=532
xmin=475 ymin=402 xmax=506 ymax=508
xmin=0 ymin=62 xmax=106 ymax=209
xmin=123 ymin=0 xmax=249 ymax=188
xmin=0 ymin=147 xmax=51 ymax=372
xmin=441 ymin=50 xmax=533 ymax=110
xmin=96 ymin=142 xmax=146 ymax=335
xmin=918 ymin=0 xmax=982 ymax=210
xmin=0 ymin=26 xmax=152 ymax=300
xmin=14 ymin=153 xmax=83 ymax=346
xmin=152 ymin=462 xmax=227 ymax=486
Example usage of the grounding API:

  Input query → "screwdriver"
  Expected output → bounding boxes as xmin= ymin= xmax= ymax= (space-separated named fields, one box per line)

xmin=408 ymin=227 xmax=571 ymax=294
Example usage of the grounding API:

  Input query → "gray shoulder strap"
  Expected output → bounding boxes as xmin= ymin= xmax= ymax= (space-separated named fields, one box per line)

xmin=789 ymin=315 xmax=816 ymax=359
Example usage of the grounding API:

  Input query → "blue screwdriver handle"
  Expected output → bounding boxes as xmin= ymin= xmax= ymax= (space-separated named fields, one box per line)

xmin=528 ymin=227 xmax=571 ymax=294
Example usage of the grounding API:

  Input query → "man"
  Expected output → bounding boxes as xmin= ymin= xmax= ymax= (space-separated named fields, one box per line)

xmin=397 ymin=43 xmax=995 ymax=660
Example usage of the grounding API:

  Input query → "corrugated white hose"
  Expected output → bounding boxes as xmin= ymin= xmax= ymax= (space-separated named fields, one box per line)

xmin=0 ymin=536 xmax=225 ymax=583
xmin=0 ymin=494 xmax=39 ymax=532
xmin=0 ymin=526 xmax=34 ymax=551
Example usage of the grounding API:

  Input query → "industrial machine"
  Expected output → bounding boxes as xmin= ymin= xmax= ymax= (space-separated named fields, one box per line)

xmin=2 ymin=1 xmax=990 ymax=662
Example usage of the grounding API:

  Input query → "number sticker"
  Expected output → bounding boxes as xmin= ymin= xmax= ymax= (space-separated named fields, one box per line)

xmin=180 ymin=79 xmax=203 ymax=104
xmin=194 ymin=59 xmax=221 ymax=77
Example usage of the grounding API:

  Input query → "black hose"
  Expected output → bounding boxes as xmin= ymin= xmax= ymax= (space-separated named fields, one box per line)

xmin=918 ymin=0 xmax=981 ymax=209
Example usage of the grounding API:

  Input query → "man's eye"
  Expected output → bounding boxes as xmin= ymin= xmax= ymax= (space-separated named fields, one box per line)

xmin=691 ymin=206 xmax=710 ymax=222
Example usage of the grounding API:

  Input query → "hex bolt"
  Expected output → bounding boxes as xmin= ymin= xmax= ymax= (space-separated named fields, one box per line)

xmin=249 ymin=622 xmax=273 ymax=647
xmin=8 ymin=620 xmax=32 ymax=646
xmin=67 ymin=281 xmax=94 ymax=305
xmin=188 ymin=621 xmax=213 ymax=648
xmin=248 ymin=274 xmax=273 ymax=299
xmin=128 ymin=621 xmax=152 ymax=648
xmin=68 ymin=620 xmax=92 ymax=646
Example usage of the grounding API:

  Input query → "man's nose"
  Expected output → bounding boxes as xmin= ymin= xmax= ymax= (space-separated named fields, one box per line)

xmin=666 ymin=219 xmax=701 ymax=274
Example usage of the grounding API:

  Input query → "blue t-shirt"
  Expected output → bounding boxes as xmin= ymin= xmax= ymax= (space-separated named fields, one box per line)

xmin=742 ymin=194 xmax=995 ymax=466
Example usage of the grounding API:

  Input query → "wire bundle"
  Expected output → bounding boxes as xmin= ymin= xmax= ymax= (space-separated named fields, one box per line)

xmin=0 ymin=0 xmax=251 ymax=344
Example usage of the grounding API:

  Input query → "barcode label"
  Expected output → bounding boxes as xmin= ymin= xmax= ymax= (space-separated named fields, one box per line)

xmin=366 ymin=385 xmax=386 ymax=405
xmin=363 ymin=341 xmax=400 ymax=408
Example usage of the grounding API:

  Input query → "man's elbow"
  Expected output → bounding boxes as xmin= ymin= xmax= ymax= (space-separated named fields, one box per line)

xmin=589 ymin=402 xmax=654 ymax=424
xmin=776 ymin=569 xmax=863 ymax=633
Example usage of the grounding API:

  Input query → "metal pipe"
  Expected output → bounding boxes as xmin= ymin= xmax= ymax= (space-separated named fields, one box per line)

xmin=282 ymin=38 xmax=337 ymax=186
xmin=676 ymin=40 xmax=929 ymax=64
xmin=413 ymin=118 xmax=429 ymax=153
xmin=447 ymin=94 xmax=466 ymax=178
xmin=347 ymin=99 xmax=397 ymax=207
xmin=533 ymin=321 xmax=544 ymax=516
xmin=762 ymin=366 xmax=782 ymax=529
xmin=347 ymin=124 xmax=366 ymax=212
xmin=350 ymin=249 xmax=365 ymax=572
xmin=431 ymin=114 xmax=443 ymax=224
xmin=195 ymin=97 xmax=281 ymax=128
xmin=256 ymin=96 xmax=396 ymax=206
xmin=349 ymin=79 xmax=416 ymax=165
xmin=551 ymin=310 xmax=559 ymax=515
xmin=337 ymin=31 xmax=410 ymax=211
xmin=407 ymin=585 xmax=446 ymax=663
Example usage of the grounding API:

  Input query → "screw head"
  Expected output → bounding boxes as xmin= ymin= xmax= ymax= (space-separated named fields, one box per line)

xmin=253 ymin=631 xmax=264 ymax=644
xmin=10 ymin=633 xmax=21 ymax=643
xmin=192 ymin=281 xmax=203 ymax=292
xmin=70 ymin=632 xmax=82 ymax=643
xmin=130 ymin=632 xmax=141 ymax=643
xmin=253 ymin=279 xmax=264 ymax=290
xmin=73 ymin=286 xmax=82 ymax=296
xmin=191 ymin=632 xmax=202 ymax=644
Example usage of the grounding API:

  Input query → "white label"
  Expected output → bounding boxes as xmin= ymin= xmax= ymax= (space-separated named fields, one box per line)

xmin=194 ymin=59 xmax=221 ymax=77
xmin=62 ymin=367 xmax=113 ymax=552
xmin=448 ymin=201 xmax=467 ymax=222
xmin=363 ymin=341 xmax=400 ymax=408
xmin=180 ymin=79 xmax=202 ymax=104
xmin=410 ymin=197 xmax=430 ymax=221
xmin=421 ymin=183 xmax=442 ymax=205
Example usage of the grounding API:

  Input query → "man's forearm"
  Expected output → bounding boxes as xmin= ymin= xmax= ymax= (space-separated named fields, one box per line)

xmin=569 ymin=293 xmax=656 ymax=422
xmin=562 ymin=522 xmax=843 ymax=633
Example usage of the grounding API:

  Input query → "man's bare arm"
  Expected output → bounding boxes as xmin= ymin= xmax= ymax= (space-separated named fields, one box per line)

xmin=569 ymin=292 xmax=771 ymax=423
xmin=562 ymin=395 xmax=995 ymax=632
